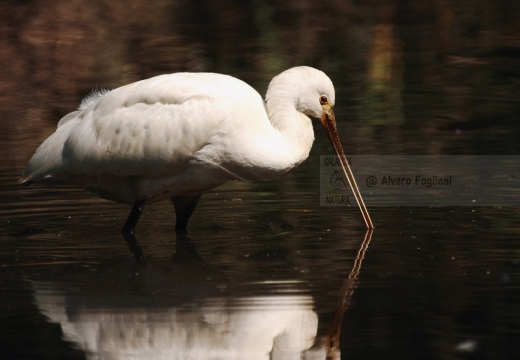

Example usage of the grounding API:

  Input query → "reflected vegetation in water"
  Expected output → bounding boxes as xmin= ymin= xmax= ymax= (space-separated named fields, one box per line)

xmin=1 ymin=0 xmax=520 ymax=359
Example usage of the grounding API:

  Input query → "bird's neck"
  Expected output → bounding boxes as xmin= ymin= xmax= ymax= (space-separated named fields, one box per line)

xmin=265 ymin=98 xmax=315 ymax=170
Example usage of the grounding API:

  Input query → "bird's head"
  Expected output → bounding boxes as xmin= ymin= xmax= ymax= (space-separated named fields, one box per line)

xmin=267 ymin=66 xmax=336 ymax=122
xmin=293 ymin=67 xmax=335 ymax=122
xmin=267 ymin=66 xmax=373 ymax=229
xmin=272 ymin=67 xmax=340 ymax=153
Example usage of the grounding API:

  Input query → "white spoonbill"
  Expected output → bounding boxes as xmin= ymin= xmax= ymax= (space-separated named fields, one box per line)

xmin=20 ymin=67 xmax=373 ymax=233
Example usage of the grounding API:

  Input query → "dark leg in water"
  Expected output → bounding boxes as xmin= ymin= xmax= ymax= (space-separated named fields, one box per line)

xmin=172 ymin=195 xmax=202 ymax=234
xmin=121 ymin=202 xmax=146 ymax=262
xmin=123 ymin=232 xmax=145 ymax=263
xmin=121 ymin=201 xmax=144 ymax=235
xmin=172 ymin=231 xmax=203 ymax=262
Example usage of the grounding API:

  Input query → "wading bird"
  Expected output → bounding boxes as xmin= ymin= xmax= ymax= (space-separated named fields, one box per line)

xmin=20 ymin=67 xmax=373 ymax=234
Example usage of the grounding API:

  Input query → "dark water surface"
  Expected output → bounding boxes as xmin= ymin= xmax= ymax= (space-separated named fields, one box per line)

xmin=1 ymin=1 xmax=520 ymax=359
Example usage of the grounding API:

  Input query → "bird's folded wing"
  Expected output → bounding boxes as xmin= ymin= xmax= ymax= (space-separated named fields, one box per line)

xmin=62 ymin=96 xmax=229 ymax=178
xmin=21 ymin=74 xmax=239 ymax=183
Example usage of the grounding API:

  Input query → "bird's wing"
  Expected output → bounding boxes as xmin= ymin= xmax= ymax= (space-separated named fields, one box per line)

xmin=22 ymin=73 xmax=255 ymax=183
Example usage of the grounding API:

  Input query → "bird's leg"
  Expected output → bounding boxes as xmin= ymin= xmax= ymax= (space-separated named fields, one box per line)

xmin=121 ymin=201 xmax=144 ymax=235
xmin=171 ymin=195 xmax=202 ymax=234
xmin=172 ymin=231 xmax=203 ymax=262
xmin=122 ymin=232 xmax=145 ymax=264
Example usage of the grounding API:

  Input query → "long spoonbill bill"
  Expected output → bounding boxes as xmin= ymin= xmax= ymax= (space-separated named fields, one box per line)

xmin=20 ymin=67 xmax=373 ymax=234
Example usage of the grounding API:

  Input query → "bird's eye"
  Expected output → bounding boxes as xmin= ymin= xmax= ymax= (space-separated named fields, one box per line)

xmin=320 ymin=95 xmax=328 ymax=105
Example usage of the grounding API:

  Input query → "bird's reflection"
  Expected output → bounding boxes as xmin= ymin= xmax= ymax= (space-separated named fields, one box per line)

xmin=326 ymin=229 xmax=373 ymax=359
xmin=33 ymin=233 xmax=320 ymax=360
xmin=32 ymin=230 xmax=373 ymax=360
xmin=123 ymin=231 xmax=203 ymax=264
xmin=34 ymin=283 xmax=319 ymax=360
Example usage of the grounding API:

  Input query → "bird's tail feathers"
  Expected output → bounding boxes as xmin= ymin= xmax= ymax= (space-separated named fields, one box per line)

xmin=19 ymin=124 xmax=74 ymax=185
xmin=18 ymin=174 xmax=35 ymax=186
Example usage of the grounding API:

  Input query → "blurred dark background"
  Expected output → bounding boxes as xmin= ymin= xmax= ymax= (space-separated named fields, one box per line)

xmin=1 ymin=0 xmax=519 ymax=171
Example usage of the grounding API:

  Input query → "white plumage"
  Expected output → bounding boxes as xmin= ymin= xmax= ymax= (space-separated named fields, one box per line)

xmin=33 ymin=281 xmax=324 ymax=360
xmin=21 ymin=67 xmax=372 ymax=233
